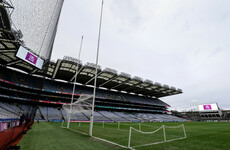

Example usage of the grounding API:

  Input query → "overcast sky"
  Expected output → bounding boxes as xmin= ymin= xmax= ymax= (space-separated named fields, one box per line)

xmin=51 ymin=0 xmax=230 ymax=111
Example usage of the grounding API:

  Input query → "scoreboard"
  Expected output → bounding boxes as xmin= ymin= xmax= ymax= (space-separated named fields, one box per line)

xmin=198 ymin=103 xmax=219 ymax=111
xmin=16 ymin=46 xmax=44 ymax=69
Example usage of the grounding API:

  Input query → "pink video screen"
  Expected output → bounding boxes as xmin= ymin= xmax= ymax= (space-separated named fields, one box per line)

xmin=25 ymin=52 xmax=38 ymax=65
xmin=203 ymin=105 xmax=212 ymax=110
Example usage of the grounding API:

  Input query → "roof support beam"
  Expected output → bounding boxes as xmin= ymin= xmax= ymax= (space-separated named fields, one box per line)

xmin=0 ymin=49 xmax=17 ymax=52
xmin=52 ymin=60 xmax=61 ymax=79
xmin=111 ymin=78 xmax=130 ymax=89
xmin=133 ymin=87 xmax=149 ymax=93
xmin=0 ymin=41 xmax=8 ymax=49
xmin=70 ymin=66 xmax=84 ymax=82
xmin=7 ymin=59 xmax=22 ymax=66
xmin=99 ymin=75 xmax=118 ymax=87
xmin=0 ymin=53 xmax=12 ymax=61
xmin=30 ymin=68 xmax=38 ymax=74
xmin=84 ymin=71 xmax=103 ymax=85
xmin=120 ymin=84 xmax=138 ymax=91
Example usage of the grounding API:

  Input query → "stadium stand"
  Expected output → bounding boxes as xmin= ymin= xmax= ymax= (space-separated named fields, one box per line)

xmin=98 ymin=111 xmax=125 ymax=122
xmin=113 ymin=112 xmax=137 ymax=121
xmin=0 ymin=66 xmax=185 ymax=123
xmin=39 ymin=106 xmax=62 ymax=121
xmin=61 ymin=108 xmax=89 ymax=121
xmin=83 ymin=111 xmax=111 ymax=122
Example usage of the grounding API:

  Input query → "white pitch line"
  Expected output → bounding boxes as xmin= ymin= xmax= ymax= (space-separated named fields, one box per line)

xmin=62 ymin=126 xmax=133 ymax=149
xmin=92 ymin=136 xmax=136 ymax=150
xmin=61 ymin=126 xmax=88 ymax=136
xmin=132 ymin=137 xmax=186 ymax=148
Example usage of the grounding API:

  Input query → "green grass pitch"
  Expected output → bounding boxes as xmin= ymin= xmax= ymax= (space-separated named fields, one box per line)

xmin=18 ymin=121 xmax=230 ymax=150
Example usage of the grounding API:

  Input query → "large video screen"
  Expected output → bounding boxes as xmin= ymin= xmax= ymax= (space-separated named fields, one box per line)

xmin=198 ymin=103 xmax=219 ymax=111
xmin=16 ymin=46 xmax=44 ymax=69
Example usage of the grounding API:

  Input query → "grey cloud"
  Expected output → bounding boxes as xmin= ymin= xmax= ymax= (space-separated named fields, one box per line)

xmin=52 ymin=0 xmax=230 ymax=110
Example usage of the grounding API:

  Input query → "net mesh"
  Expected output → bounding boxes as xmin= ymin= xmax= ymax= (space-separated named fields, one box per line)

xmin=63 ymin=94 xmax=93 ymax=114
xmin=8 ymin=0 xmax=64 ymax=60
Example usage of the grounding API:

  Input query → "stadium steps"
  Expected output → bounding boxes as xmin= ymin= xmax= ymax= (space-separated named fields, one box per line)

xmin=82 ymin=112 xmax=90 ymax=120
xmin=58 ymin=108 xmax=65 ymax=121
xmin=35 ymin=107 xmax=43 ymax=120
xmin=112 ymin=112 xmax=130 ymax=121
xmin=97 ymin=111 xmax=112 ymax=121
xmin=39 ymin=107 xmax=45 ymax=120
xmin=0 ymin=103 xmax=19 ymax=117
xmin=133 ymin=113 xmax=148 ymax=121
xmin=37 ymin=106 xmax=46 ymax=120
xmin=124 ymin=113 xmax=141 ymax=121
xmin=15 ymin=103 xmax=25 ymax=113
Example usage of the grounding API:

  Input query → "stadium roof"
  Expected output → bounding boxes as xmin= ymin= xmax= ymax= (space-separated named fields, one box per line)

xmin=0 ymin=44 xmax=182 ymax=98
xmin=0 ymin=4 xmax=182 ymax=98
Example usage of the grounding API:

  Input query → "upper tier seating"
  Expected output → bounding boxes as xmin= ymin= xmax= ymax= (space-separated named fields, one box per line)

xmin=0 ymin=67 xmax=168 ymax=107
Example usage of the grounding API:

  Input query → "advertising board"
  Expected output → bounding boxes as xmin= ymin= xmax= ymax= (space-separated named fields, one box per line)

xmin=0 ymin=122 xmax=8 ymax=132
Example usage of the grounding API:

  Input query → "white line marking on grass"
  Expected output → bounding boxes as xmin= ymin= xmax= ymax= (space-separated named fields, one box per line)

xmin=120 ymin=123 xmax=139 ymax=126
xmin=94 ymin=125 xmax=130 ymax=132
xmin=132 ymin=137 xmax=186 ymax=148
xmin=92 ymin=136 xmax=136 ymax=150
xmin=61 ymin=126 xmax=88 ymax=136
xmin=30 ymin=128 xmax=58 ymax=130
xmin=141 ymin=124 xmax=161 ymax=128
xmin=61 ymin=126 xmax=134 ymax=149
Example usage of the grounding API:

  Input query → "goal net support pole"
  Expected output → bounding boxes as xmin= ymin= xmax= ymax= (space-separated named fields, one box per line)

xmin=182 ymin=124 xmax=187 ymax=138
xmin=163 ymin=125 xmax=166 ymax=141
xmin=128 ymin=126 xmax=132 ymax=148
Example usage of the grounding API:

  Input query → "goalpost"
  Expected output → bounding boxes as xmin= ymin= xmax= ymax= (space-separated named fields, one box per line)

xmin=63 ymin=0 xmax=104 ymax=137
xmin=128 ymin=124 xmax=187 ymax=148
xmin=89 ymin=0 xmax=104 ymax=137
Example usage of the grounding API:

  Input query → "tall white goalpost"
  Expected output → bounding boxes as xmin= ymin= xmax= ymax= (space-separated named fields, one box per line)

xmin=67 ymin=36 xmax=84 ymax=128
xmin=89 ymin=0 xmax=104 ymax=137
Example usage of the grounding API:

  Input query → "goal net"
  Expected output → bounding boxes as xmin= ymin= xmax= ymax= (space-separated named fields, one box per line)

xmin=62 ymin=94 xmax=93 ymax=128
xmin=63 ymin=94 xmax=93 ymax=114
xmin=128 ymin=124 xmax=186 ymax=148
